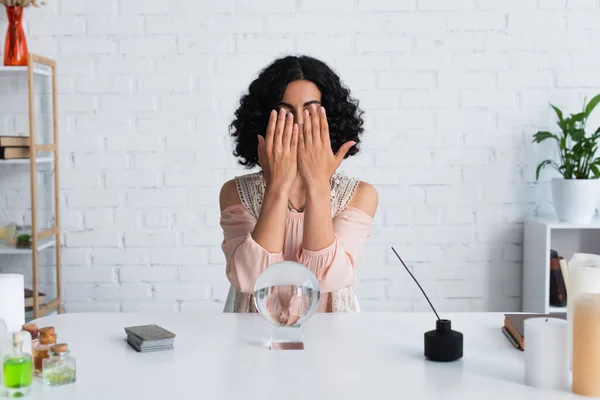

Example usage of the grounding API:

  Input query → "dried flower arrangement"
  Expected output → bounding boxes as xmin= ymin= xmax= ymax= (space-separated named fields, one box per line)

xmin=0 ymin=0 xmax=45 ymax=6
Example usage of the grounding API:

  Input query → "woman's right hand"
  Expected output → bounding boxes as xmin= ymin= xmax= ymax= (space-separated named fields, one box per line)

xmin=257 ymin=109 xmax=299 ymax=194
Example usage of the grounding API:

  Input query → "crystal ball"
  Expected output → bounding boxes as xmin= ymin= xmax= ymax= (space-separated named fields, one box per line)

xmin=254 ymin=261 xmax=320 ymax=327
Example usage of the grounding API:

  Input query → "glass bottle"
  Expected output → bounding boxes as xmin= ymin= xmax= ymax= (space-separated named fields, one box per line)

xmin=42 ymin=343 xmax=76 ymax=386
xmin=2 ymin=332 xmax=33 ymax=398
xmin=33 ymin=326 xmax=56 ymax=376
xmin=21 ymin=323 xmax=39 ymax=355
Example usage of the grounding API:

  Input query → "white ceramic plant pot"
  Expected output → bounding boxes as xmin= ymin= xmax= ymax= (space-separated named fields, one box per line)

xmin=551 ymin=178 xmax=600 ymax=223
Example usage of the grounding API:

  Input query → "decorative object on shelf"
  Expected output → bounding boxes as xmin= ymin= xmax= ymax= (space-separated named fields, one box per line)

xmin=0 ymin=274 xmax=25 ymax=333
xmin=0 ymin=198 xmax=8 ymax=241
xmin=2 ymin=331 xmax=32 ymax=398
xmin=15 ymin=233 xmax=31 ymax=248
xmin=1 ymin=0 xmax=45 ymax=66
xmin=253 ymin=261 xmax=320 ymax=350
xmin=524 ymin=317 xmax=569 ymax=390
xmin=3 ymin=224 xmax=31 ymax=247
xmin=533 ymin=94 xmax=600 ymax=223
xmin=42 ymin=343 xmax=76 ymax=386
xmin=572 ymin=293 xmax=600 ymax=397
xmin=549 ymin=249 xmax=567 ymax=307
xmin=24 ymin=289 xmax=45 ymax=308
xmin=3 ymin=222 xmax=17 ymax=246
xmin=33 ymin=326 xmax=56 ymax=376
xmin=566 ymin=253 xmax=600 ymax=369
xmin=392 ymin=247 xmax=463 ymax=362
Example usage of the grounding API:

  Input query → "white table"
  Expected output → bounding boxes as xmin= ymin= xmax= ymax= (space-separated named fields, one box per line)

xmin=26 ymin=312 xmax=578 ymax=400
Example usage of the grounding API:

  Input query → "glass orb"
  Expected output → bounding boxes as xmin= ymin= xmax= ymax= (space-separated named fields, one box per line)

xmin=254 ymin=261 xmax=320 ymax=328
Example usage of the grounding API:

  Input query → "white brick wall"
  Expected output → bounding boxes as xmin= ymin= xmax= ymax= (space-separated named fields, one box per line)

xmin=1 ymin=0 xmax=599 ymax=313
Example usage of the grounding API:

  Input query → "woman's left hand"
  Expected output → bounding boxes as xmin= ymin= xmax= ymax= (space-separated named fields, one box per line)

xmin=297 ymin=104 xmax=356 ymax=188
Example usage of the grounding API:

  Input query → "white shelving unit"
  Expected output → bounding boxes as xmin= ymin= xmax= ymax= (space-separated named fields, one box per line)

xmin=522 ymin=217 xmax=600 ymax=314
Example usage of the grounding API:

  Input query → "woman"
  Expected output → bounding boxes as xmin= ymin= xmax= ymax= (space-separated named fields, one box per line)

xmin=219 ymin=55 xmax=378 ymax=314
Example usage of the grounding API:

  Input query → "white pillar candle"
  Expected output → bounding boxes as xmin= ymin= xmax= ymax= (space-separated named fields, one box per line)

xmin=0 ymin=274 xmax=25 ymax=333
xmin=567 ymin=253 xmax=600 ymax=367
xmin=524 ymin=317 xmax=569 ymax=390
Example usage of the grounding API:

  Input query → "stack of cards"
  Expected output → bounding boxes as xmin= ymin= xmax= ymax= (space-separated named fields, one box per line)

xmin=124 ymin=324 xmax=176 ymax=352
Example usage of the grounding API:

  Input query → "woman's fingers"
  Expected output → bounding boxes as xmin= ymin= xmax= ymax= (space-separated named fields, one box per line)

xmin=319 ymin=106 xmax=330 ymax=146
xmin=265 ymin=109 xmax=277 ymax=152
xmin=334 ymin=140 xmax=357 ymax=166
xmin=310 ymin=104 xmax=321 ymax=144
xmin=298 ymin=122 xmax=305 ymax=152
xmin=291 ymin=123 xmax=299 ymax=153
xmin=274 ymin=108 xmax=286 ymax=149
xmin=282 ymin=112 xmax=293 ymax=151
xmin=303 ymin=109 xmax=312 ymax=147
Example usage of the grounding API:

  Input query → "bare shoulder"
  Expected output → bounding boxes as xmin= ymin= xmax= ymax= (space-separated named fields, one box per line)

xmin=348 ymin=181 xmax=379 ymax=218
xmin=219 ymin=179 xmax=241 ymax=211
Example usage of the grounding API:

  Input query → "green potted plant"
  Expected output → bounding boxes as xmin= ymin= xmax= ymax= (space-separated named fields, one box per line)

xmin=16 ymin=233 xmax=31 ymax=248
xmin=533 ymin=93 xmax=600 ymax=223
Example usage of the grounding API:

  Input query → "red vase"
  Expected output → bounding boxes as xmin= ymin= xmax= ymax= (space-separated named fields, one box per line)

xmin=4 ymin=6 xmax=28 ymax=67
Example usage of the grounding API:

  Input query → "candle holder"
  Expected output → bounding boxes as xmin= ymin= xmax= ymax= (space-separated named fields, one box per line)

xmin=253 ymin=261 xmax=320 ymax=350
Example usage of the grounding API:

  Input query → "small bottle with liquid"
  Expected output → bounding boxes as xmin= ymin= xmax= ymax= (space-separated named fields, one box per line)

xmin=33 ymin=326 xmax=56 ymax=376
xmin=42 ymin=343 xmax=76 ymax=386
xmin=2 ymin=332 xmax=33 ymax=398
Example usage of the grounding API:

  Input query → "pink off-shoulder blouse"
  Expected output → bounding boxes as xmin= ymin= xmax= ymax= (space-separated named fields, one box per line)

xmin=220 ymin=172 xmax=373 ymax=312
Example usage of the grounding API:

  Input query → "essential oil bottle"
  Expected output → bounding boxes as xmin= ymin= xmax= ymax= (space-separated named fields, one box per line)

xmin=42 ymin=343 xmax=76 ymax=386
xmin=33 ymin=326 xmax=56 ymax=376
xmin=2 ymin=332 xmax=33 ymax=398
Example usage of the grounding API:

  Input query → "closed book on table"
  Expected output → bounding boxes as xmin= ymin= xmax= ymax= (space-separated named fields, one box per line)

xmin=124 ymin=324 xmax=176 ymax=352
xmin=124 ymin=324 xmax=176 ymax=341
xmin=0 ymin=136 xmax=29 ymax=147
xmin=0 ymin=147 xmax=30 ymax=159
xmin=504 ymin=312 xmax=566 ymax=350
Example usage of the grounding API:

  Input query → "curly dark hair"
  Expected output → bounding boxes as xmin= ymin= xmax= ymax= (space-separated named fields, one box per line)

xmin=229 ymin=55 xmax=365 ymax=169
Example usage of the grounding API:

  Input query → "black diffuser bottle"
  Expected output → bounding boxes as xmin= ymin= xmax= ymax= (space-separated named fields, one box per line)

xmin=392 ymin=247 xmax=463 ymax=362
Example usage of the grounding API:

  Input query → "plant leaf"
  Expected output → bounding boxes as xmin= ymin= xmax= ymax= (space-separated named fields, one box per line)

xmin=532 ymin=131 xmax=558 ymax=143
xmin=535 ymin=159 xmax=554 ymax=181
xmin=550 ymin=104 xmax=564 ymax=123
xmin=585 ymin=93 xmax=600 ymax=118
xmin=571 ymin=128 xmax=586 ymax=142
xmin=591 ymin=164 xmax=600 ymax=178
xmin=570 ymin=112 xmax=585 ymax=125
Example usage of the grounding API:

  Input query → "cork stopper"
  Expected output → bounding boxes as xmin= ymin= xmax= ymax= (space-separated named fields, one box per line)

xmin=39 ymin=326 xmax=55 ymax=336
xmin=39 ymin=326 xmax=57 ymax=345
xmin=12 ymin=332 xmax=23 ymax=345
xmin=50 ymin=343 xmax=68 ymax=353
xmin=22 ymin=323 xmax=39 ymax=340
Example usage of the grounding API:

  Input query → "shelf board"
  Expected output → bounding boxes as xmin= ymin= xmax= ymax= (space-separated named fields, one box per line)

xmin=529 ymin=217 xmax=600 ymax=230
xmin=549 ymin=305 xmax=567 ymax=313
xmin=0 ymin=157 xmax=53 ymax=164
xmin=0 ymin=239 xmax=55 ymax=255
xmin=0 ymin=66 xmax=51 ymax=77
